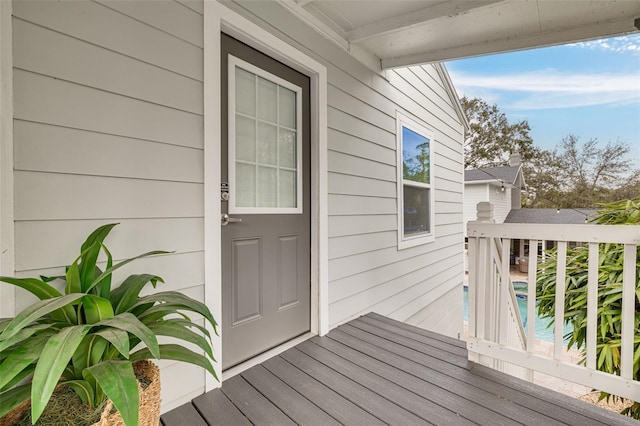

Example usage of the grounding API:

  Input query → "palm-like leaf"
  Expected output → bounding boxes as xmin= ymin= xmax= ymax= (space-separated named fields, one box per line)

xmin=131 ymin=344 xmax=218 ymax=381
xmin=0 ymin=383 xmax=32 ymax=418
xmin=0 ymin=223 xmax=217 ymax=426
xmin=0 ymin=294 xmax=85 ymax=341
xmin=86 ymin=360 xmax=138 ymax=426
xmin=31 ymin=325 xmax=90 ymax=422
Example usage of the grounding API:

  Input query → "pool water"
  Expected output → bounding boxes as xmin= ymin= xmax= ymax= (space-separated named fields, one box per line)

xmin=463 ymin=282 xmax=573 ymax=343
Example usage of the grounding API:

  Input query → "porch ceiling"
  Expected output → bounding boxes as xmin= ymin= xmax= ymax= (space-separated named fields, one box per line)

xmin=280 ymin=0 xmax=640 ymax=69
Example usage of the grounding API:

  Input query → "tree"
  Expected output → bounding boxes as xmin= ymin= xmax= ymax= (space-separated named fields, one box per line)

xmin=528 ymin=135 xmax=639 ymax=208
xmin=536 ymin=199 xmax=640 ymax=418
xmin=461 ymin=96 xmax=536 ymax=169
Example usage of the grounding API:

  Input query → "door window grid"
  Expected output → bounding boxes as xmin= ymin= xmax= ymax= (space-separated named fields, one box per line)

xmin=229 ymin=56 xmax=302 ymax=214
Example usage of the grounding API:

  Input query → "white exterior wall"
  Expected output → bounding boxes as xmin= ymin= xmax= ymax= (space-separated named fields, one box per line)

xmin=464 ymin=183 xmax=512 ymax=234
xmin=226 ymin=2 xmax=465 ymax=335
xmin=463 ymin=183 xmax=488 ymax=235
xmin=6 ymin=0 xmax=464 ymax=411
xmin=10 ymin=0 xmax=206 ymax=412
xmin=489 ymin=186 xmax=512 ymax=224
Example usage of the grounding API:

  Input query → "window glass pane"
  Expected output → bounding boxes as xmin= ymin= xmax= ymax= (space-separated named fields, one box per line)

xmin=279 ymin=129 xmax=296 ymax=169
xmin=236 ymin=163 xmax=256 ymax=207
xmin=402 ymin=126 xmax=430 ymax=184
xmin=258 ymin=77 xmax=277 ymax=123
xmin=236 ymin=68 xmax=255 ymax=117
xmin=235 ymin=115 xmax=256 ymax=162
xmin=279 ymin=86 xmax=296 ymax=129
xmin=257 ymin=122 xmax=277 ymax=166
xmin=403 ymin=186 xmax=430 ymax=236
xmin=279 ymin=170 xmax=296 ymax=207
xmin=258 ymin=167 xmax=277 ymax=207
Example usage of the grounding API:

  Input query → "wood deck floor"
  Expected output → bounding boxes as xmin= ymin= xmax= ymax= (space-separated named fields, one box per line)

xmin=161 ymin=313 xmax=635 ymax=425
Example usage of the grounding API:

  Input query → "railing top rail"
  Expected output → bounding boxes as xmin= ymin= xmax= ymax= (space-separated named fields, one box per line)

xmin=467 ymin=222 xmax=640 ymax=244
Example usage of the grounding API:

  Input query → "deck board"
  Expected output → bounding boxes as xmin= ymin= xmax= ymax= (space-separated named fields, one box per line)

xmin=192 ymin=387 xmax=251 ymax=425
xmin=241 ymin=364 xmax=341 ymax=426
xmin=162 ymin=313 xmax=636 ymax=426
xmin=263 ymin=355 xmax=385 ymax=426
xmin=221 ymin=375 xmax=296 ymax=425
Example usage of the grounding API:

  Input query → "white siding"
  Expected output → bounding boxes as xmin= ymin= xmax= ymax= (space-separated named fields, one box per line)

xmin=9 ymin=0 xmax=466 ymax=412
xmin=229 ymin=2 xmax=465 ymax=333
xmin=463 ymin=183 xmax=488 ymax=235
xmin=406 ymin=285 xmax=464 ymax=339
xmin=11 ymin=0 xmax=205 ymax=413
xmin=489 ymin=186 xmax=512 ymax=223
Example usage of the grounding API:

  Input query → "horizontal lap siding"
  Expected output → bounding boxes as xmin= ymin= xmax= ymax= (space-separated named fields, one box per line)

xmin=463 ymin=184 xmax=487 ymax=234
xmin=227 ymin=3 xmax=464 ymax=333
xmin=11 ymin=0 xmax=205 ymax=413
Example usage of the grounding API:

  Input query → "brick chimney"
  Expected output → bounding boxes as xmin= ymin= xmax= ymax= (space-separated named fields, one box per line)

xmin=509 ymin=151 xmax=521 ymax=167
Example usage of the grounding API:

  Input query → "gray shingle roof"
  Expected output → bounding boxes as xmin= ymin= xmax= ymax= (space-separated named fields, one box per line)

xmin=504 ymin=208 xmax=598 ymax=224
xmin=464 ymin=166 xmax=521 ymax=186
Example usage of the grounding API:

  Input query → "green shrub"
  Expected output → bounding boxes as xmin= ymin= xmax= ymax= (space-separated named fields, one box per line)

xmin=0 ymin=224 xmax=218 ymax=425
xmin=536 ymin=199 xmax=640 ymax=418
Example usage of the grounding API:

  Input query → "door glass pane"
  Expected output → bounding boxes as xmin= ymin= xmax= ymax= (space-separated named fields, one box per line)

xmin=279 ymin=170 xmax=296 ymax=208
xmin=258 ymin=167 xmax=277 ymax=207
xmin=279 ymin=86 xmax=296 ymax=129
xmin=231 ymin=58 xmax=301 ymax=212
xmin=236 ymin=163 xmax=256 ymax=207
xmin=279 ymin=129 xmax=296 ymax=169
xmin=403 ymin=185 xmax=430 ymax=236
xmin=235 ymin=115 xmax=256 ymax=162
xmin=236 ymin=68 xmax=255 ymax=117
xmin=258 ymin=77 xmax=277 ymax=123
xmin=257 ymin=122 xmax=277 ymax=166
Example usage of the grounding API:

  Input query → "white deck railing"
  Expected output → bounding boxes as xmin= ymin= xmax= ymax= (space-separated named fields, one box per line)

xmin=467 ymin=217 xmax=640 ymax=401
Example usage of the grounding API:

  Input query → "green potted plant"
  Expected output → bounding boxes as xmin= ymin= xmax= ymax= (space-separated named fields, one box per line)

xmin=0 ymin=223 xmax=218 ymax=425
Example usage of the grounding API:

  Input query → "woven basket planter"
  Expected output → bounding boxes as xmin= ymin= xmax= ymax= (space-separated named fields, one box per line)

xmin=0 ymin=360 xmax=161 ymax=426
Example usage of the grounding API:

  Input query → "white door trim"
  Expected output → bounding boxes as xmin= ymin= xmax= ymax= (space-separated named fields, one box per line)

xmin=0 ymin=0 xmax=15 ymax=318
xmin=204 ymin=1 xmax=328 ymax=390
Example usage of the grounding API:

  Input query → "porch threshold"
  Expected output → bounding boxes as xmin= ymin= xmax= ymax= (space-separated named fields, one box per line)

xmin=161 ymin=312 xmax=635 ymax=425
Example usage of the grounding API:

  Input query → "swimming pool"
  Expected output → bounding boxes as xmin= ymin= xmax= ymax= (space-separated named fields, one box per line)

xmin=463 ymin=282 xmax=573 ymax=343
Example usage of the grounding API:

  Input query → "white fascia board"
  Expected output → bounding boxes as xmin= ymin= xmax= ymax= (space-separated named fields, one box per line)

xmin=346 ymin=0 xmax=503 ymax=43
xmin=381 ymin=16 xmax=639 ymax=68
xmin=433 ymin=62 xmax=469 ymax=132
xmin=275 ymin=0 xmax=382 ymax=74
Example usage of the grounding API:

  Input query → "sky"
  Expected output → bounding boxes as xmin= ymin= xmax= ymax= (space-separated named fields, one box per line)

xmin=446 ymin=33 xmax=640 ymax=165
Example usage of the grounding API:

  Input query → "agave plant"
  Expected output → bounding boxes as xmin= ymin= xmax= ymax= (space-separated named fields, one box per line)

xmin=0 ymin=223 xmax=218 ymax=426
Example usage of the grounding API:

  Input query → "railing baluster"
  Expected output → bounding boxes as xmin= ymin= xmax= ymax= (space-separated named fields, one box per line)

xmin=466 ymin=221 xmax=640 ymax=401
xmin=527 ymin=240 xmax=538 ymax=352
xmin=554 ymin=241 xmax=567 ymax=361
xmin=468 ymin=236 xmax=477 ymax=342
xmin=621 ymin=244 xmax=636 ymax=379
xmin=499 ymin=238 xmax=511 ymax=345
xmin=586 ymin=242 xmax=598 ymax=370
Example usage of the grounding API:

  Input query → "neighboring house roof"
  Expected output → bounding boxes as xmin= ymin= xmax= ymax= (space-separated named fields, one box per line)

xmin=504 ymin=208 xmax=597 ymax=224
xmin=464 ymin=165 xmax=522 ymax=187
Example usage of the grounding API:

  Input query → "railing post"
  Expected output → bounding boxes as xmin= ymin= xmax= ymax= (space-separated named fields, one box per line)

xmin=468 ymin=202 xmax=495 ymax=367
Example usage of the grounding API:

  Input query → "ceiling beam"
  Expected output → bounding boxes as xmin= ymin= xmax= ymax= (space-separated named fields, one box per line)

xmin=277 ymin=0 xmax=349 ymax=51
xmin=346 ymin=0 xmax=504 ymax=43
xmin=380 ymin=15 xmax=640 ymax=69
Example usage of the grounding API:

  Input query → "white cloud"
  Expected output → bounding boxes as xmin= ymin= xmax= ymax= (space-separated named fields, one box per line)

xmin=567 ymin=35 xmax=640 ymax=54
xmin=449 ymin=69 xmax=640 ymax=110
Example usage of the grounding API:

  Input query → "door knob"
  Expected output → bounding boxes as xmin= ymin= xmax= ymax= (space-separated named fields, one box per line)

xmin=221 ymin=213 xmax=243 ymax=226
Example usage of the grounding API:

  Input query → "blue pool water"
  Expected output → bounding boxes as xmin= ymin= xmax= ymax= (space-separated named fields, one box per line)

xmin=464 ymin=282 xmax=573 ymax=343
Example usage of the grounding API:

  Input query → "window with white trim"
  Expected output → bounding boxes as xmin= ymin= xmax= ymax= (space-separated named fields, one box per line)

xmin=397 ymin=112 xmax=435 ymax=249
